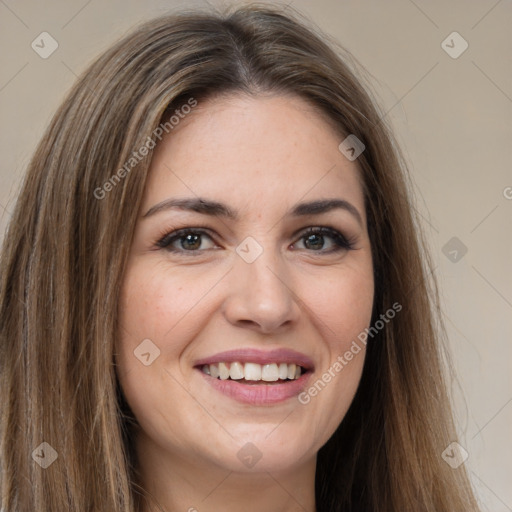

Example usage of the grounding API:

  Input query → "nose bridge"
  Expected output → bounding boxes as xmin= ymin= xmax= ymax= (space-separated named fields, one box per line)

xmin=222 ymin=236 xmax=300 ymax=333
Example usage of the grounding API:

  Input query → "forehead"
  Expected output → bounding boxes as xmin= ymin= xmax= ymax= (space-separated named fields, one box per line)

xmin=143 ymin=93 xmax=365 ymax=221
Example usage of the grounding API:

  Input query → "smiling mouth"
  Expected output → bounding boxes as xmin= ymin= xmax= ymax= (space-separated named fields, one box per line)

xmin=198 ymin=362 xmax=307 ymax=384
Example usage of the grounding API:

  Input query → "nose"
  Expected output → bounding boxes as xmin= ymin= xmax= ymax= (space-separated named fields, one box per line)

xmin=222 ymin=245 xmax=301 ymax=334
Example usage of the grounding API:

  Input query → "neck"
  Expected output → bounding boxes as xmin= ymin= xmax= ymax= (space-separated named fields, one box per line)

xmin=135 ymin=432 xmax=317 ymax=512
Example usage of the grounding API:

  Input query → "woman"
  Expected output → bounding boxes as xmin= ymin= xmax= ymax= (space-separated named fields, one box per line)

xmin=0 ymin=3 xmax=481 ymax=511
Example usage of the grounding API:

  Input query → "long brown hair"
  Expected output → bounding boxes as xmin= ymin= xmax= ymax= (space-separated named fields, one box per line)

xmin=0 ymin=3 xmax=480 ymax=511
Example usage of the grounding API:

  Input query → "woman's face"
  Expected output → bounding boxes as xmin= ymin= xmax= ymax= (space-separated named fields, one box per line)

xmin=116 ymin=94 xmax=374 ymax=475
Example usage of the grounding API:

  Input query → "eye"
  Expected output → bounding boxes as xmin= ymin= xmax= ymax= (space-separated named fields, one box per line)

xmin=156 ymin=228 xmax=217 ymax=253
xmin=155 ymin=226 xmax=355 ymax=255
xmin=291 ymin=227 xmax=354 ymax=253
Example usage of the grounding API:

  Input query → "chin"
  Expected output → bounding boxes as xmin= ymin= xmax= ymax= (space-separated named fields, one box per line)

xmin=207 ymin=430 xmax=317 ymax=474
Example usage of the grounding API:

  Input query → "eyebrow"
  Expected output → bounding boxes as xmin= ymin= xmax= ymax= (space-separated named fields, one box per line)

xmin=142 ymin=197 xmax=363 ymax=227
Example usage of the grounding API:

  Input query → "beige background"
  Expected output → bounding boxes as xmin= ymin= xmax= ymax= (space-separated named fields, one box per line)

xmin=0 ymin=0 xmax=511 ymax=509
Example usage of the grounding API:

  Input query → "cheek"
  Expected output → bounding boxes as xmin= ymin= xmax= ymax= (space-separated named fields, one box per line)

xmin=307 ymin=259 xmax=374 ymax=350
xmin=115 ymin=262 xmax=208 ymax=441
xmin=327 ymin=284 xmax=374 ymax=351
xmin=117 ymin=261 xmax=215 ymax=353
xmin=115 ymin=262 xmax=196 ymax=399
xmin=115 ymin=259 xmax=233 ymax=403
xmin=295 ymin=260 xmax=373 ymax=427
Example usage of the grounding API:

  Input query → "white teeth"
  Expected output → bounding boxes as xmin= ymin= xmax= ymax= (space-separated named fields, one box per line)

xmin=210 ymin=364 xmax=219 ymax=378
xmin=229 ymin=361 xmax=244 ymax=380
xmin=278 ymin=363 xmax=288 ymax=380
xmin=200 ymin=361 xmax=304 ymax=381
xmin=244 ymin=362 xmax=262 ymax=381
xmin=219 ymin=362 xmax=230 ymax=380
xmin=261 ymin=363 xmax=279 ymax=382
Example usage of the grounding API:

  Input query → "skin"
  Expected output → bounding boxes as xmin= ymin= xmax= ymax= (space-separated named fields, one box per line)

xmin=116 ymin=93 xmax=374 ymax=512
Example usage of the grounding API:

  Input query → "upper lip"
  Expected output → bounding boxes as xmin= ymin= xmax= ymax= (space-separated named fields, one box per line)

xmin=194 ymin=348 xmax=315 ymax=371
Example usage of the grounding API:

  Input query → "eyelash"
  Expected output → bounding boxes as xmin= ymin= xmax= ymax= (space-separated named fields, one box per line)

xmin=155 ymin=225 xmax=355 ymax=255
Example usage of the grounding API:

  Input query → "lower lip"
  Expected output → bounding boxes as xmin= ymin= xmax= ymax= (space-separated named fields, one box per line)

xmin=197 ymin=369 xmax=312 ymax=405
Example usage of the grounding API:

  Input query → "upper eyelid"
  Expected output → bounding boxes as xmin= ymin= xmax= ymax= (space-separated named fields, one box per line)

xmin=158 ymin=225 xmax=344 ymax=239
